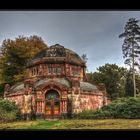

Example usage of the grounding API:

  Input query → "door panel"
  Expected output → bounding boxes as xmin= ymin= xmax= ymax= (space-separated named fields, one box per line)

xmin=54 ymin=100 xmax=60 ymax=115
xmin=45 ymin=90 xmax=60 ymax=118
xmin=45 ymin=100 xmax=51 ymax=115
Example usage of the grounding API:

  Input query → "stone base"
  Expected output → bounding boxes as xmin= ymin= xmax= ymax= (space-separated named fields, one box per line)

xmin=21 ymin=113 xmax=33 ymax=120
xmin=36 ymin=113 xmax=45 ymax=119
xmin=61 ymin=113 xmax=68 ymax=119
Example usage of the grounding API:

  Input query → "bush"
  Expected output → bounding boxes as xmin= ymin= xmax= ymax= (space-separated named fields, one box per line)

xmin=0 ymin=98 xmax=20 ymax=122
xmin=75 ymin=97 xmax=140 ymax=119
xmin=74 ymin=110 xmax=96 ymax=119
xmin=0 ymin=84 xmax=4 ymax=97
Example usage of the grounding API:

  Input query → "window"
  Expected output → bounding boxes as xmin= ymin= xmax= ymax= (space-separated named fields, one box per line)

xmin=36 ymin=67 xmax=39 ymax=75
xmin=48 ymin=65 xmax=62 ymax=75
xmin=31 ymin=67 xmax=39 ymax=76
xmin=54 ymin=100 xmax=59 ymax=106
xmin=57 ymin=67 xmax=61 ymax=74
xmin=46 ymin=101 xmax=51 ymax=106
xmin=48 ymin=67 xmax=52 ymax=74
xmin=71 ymin=66 xmax=80 ymax=76
xmin=53 ymin=68 xmax=57 ymax=73
xmin=46 ymin=91 xmax=59 ymax=100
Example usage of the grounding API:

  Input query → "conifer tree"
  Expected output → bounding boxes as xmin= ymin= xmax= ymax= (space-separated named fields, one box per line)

xmin=119 ymin=18 xmax=140 ymax=97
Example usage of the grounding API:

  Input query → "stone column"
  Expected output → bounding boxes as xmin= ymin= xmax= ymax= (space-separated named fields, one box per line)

xmin=4 ymin=84 xmax=11 ymax=98
xmin=71 ymin=87 xmax=81 ymax=116
xmin=61 ymin=92 xmax=68 ymax=118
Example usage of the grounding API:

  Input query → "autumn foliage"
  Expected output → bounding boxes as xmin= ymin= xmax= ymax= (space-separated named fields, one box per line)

xmin=0 ymin=35 xmax=48 ymax=84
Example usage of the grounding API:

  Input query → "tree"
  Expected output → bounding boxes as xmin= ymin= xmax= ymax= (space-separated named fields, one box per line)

xmin=81 ymin=54 xmax=88 ymax=72
xmin=81 ymin=54 xmax=88 ymax=63
xmin=119 ymin=18 xmax=140 ymax=97
xmin=89 ymin=64 xmax=128 ymax=100
xmin=0 ymin=35 xmax=48 ymax=84
xmin=125 ymin=70 xmax=134 ymax=97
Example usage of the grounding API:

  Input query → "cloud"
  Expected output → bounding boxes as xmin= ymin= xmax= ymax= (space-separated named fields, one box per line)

xmin=0 ymin=11 xmax=140 ymax=72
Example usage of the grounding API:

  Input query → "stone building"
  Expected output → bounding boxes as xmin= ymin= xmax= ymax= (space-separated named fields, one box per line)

xmin=4 ymin=44 xmax=109 ymax=119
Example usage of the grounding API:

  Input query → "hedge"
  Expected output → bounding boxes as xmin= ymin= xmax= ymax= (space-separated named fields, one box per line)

xmin=75 ymin=97 xmax=140 ymax=119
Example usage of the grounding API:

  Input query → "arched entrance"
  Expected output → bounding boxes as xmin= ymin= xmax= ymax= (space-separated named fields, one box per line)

xmin=45 ymin=90 xmax=60 ymax=118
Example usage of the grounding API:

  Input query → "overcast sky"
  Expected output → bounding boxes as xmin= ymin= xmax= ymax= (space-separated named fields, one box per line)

xmin=0 ymin=11 xmax=140 ymax=72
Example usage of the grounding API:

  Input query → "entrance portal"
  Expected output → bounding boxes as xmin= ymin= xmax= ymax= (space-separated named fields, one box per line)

xmin=45 ymin=90 xmax=60 ymax=118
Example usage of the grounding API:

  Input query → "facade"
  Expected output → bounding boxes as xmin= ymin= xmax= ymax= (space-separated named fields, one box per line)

xmin=4 ymin=44 xmax=109 ymax=119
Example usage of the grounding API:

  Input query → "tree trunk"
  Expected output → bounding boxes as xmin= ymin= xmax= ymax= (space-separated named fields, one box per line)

xmin=132 ymin=43 xmax=136 ymax=97
xmin=132 ymin=68 xmax=136 ymax=97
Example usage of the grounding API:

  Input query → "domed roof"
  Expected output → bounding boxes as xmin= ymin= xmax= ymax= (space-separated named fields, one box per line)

xmin=34 ymin=77 xmax=71 ymax=89
xmin=34 ymin=78 xmax=98 ymax=92
xmin=28 ymin=44 xmax=85 ymax=67
xmin=10 ymin=82 xmax=24 ymax=93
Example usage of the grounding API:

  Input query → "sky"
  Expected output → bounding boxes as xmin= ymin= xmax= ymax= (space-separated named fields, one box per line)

xmin=0 ymin=11 xmax=140 ymax=72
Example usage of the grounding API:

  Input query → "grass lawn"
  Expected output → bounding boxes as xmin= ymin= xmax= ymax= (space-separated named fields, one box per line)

xmin=1 ymin=119 xmax=140 ymax=129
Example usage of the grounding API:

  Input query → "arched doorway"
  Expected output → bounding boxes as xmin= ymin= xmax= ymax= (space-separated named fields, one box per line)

xmin=45 ymin=90 xmax=60 ymax=118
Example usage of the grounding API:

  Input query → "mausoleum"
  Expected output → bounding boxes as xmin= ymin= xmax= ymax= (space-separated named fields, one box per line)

xmin=4 ymin=44 xmax=108 ymax=119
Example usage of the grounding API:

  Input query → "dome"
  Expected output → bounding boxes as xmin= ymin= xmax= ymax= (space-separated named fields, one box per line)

xmin=34 ymin=77 xmax=71 ymax=89
xmin=27 ymin=44 xmax=85 ymax=67
xmin=10 ymin=82 xmax=24 ymax=93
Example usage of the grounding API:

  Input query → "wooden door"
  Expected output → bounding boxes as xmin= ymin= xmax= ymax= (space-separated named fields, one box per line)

xmin=45 ymin=90 xmax=60 ymax=118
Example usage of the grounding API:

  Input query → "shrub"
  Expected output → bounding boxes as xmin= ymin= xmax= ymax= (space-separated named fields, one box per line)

xmin=0 ymin=98 xmax=20 ymax=122
xmin=75 ymin=97 xmax=140 ymax=119
xmin=0 ymin=84 xmax=4 ymax=97
xmin=74 ymin=110 xmax=95 ymax=119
